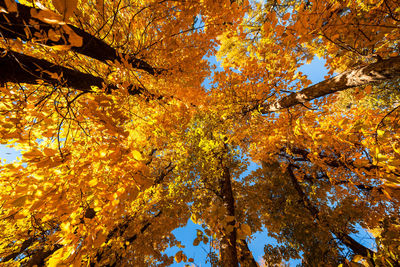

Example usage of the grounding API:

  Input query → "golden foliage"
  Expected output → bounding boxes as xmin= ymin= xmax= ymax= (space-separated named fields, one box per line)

xmin=0 ymin=0 xmax=399 ymax=265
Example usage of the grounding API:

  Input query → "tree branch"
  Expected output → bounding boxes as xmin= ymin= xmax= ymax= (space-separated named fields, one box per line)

xmin=0 ymin=48 xmax=115 ymax=92
xmin=286 ymin=164 xmax=376 ymax=259
xmin=0 ymin=48 xmax=150 ymax=96
xmin=261 ymin=56 xmax=400 ymax=113
xmin=93 ymin=211 xmax=162 ymax=266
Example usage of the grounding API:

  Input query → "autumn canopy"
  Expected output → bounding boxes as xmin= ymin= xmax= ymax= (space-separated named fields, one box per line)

xmin=0 ymin=0 xmax=399 ymax=266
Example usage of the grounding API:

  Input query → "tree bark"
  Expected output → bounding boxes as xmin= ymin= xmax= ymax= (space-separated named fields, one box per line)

xmin=238 ymin=239 xmax=258 ymax=267
xmin=218 ymin=156 xmax=239 ymax=267
xmin=0 ymin=0 xmax=157 ymax=75
xmin=260 ymin=56 xmax=400 ymax=113
xmin=0 ymin=48 xmax=116 ymax=92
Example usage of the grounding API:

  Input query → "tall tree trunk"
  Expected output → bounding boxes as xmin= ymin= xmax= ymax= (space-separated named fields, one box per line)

xmin=218 ymin=158 xmax=239 ymax=267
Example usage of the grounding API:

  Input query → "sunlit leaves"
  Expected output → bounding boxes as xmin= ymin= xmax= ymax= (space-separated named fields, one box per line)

xmin=1 ymin=0 xmax=400 ymax=266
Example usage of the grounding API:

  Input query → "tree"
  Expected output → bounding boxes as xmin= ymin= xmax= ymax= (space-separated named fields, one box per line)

xmin=0 ymin=0 xmax=399 ymax=266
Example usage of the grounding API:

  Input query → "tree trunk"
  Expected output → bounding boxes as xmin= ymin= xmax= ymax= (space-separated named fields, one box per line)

xmin=261 ymin=56 xmax=400 ymax=113
xmin=238 ymin=239 xmax=258 ymax=267
xmin=218 ymin=158 xmax=239 ymax=267
xmin=0 ymin=48 xmax=115 ymax=92
xmin=0 ymin=48 xmax=113 ymax=91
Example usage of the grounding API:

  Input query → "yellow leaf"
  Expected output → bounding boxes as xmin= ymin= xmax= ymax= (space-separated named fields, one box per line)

xmin=191 ymin=213 xmax=198 ymax=223
xmin=43 ymin=147 xmax=57 ymax=157
xmin=89 ymin=178 xmax=98 ymax=187
xmin=175 ymin=251 xmax=183 ymax=263
xmin=376 ymin=153 xmax=387 ymax=161
xmin=52 ymin=0 xmax=78 ymax=20
xmin=368 ymin=227 xmax=382 ymax=238
xmin=61 ymin=222 xmax=71 ymax=232
xmin=352 ymin=255 xmax=364 ymax=262
xmin=384 ymin=183 xmax=400 ymax=189
xmin=132 ymin=150 xmax=143 ymax=161
xmin=112 ymin=199 xmax=119 ymax=206
xmin=47 ymin=247 xmax=64 ymax=267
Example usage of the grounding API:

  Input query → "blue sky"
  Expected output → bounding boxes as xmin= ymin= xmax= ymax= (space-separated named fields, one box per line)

xmin=0 ymin=145 xmax=18 ymax=163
